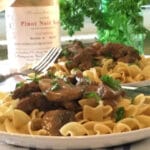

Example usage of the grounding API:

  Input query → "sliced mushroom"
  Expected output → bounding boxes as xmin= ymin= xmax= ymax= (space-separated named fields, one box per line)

xmin=39 ymin=78 xmax=83 ymax=102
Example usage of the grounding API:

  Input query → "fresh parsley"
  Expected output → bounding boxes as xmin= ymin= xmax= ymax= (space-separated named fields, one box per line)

xmin=66 ymin=60 xmax=73 ymax=66
xmin=101 ymin=75 xmax=121 ymax=90
xmin=84 ymin=91 xmax=101 ymax=103
xmin=92 ymin=59 xmax=100 ymax=66
xmin=60 ymin=49 xmax=71 ymax=57
xmin=60 ymin=0 xmax=149 ymax=54
xmin=47 ymin=71 xmax=55 ymax=78
xmin=51 ymin=81 xmax=61 ymax=91
xmin=15 ymin=82 xmax=24 ymax=89
xmin=27 ymin=73 xmax=40 ymax=83
xmin=114 ymin=107 xmax=125 ymax=122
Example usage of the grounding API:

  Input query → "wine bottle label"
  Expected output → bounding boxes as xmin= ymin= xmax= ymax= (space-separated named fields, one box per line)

xmin=5 ymin=6 xmax=60 ymax=68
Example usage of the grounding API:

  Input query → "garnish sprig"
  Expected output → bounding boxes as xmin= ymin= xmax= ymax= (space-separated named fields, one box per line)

xmin=114 ymin=107 xmax=125 ymax=122
xmin=84 ymin=91 xmax=101 ymax=103
xmin=101 ymin=75 xmax=121 ymax=90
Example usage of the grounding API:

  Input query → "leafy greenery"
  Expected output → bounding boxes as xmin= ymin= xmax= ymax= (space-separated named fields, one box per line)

xmin=60 ymin=49 xmax=71 ymax=57
xmin=101 ymin=75 xmax=121 ymax=90
xmin=51 ymin=80 xmax=61 ymax=91
xmin=15 ymin=82 xmax=24 ymax=89
xmin=60 ymin=0 xmax=150 ymax=53
xmin=59 ymin=0 xmax=106 ymax=35
xmin=114 ymin=107 xmax=125 ymax=122
xmin=97 ymin=0 xmax=149 ymax=53
xmin=47 ymin=71 xmax=55 ymax=78
xmin=66 ymin=60 xmax=73 ymax=66
xmin=27 ymin=73 xmax=40 ymax=83
xmin=84 ymin=91 xmax=101 ymax=103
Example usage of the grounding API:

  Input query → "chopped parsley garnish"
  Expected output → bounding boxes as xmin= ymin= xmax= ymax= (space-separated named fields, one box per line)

xmin=15 ymin=82 xmax=24 ymax=88
xmin=27 ymin=73 xmax=40 ymax=83
xmin=60 ymin=49 xmax=71 ymax=57
xmin=51 ymin=81 xmax=61 ymax=91
xmin=114 ymin=107 xmax=125 ymax=122
xmin=66 ymin=60 xmax=73 ymax=66
xmin=47 ymin=71 xmax=55 ymax=78
xmin=101 ymin=75 xmax=121 ymax=90
xmin=92 ymin=59 xmax=100 ymax=66
xmin=84 ymin=92 xmax=101 ymax=103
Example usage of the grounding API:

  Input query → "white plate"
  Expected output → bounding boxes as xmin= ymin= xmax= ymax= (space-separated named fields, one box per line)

xmin=0 ymin=128 xmax=150 ymax=149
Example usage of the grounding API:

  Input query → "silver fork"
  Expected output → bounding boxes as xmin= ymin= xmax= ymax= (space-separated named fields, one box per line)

xmin=0 ymin=47 xmax=62 ymax=82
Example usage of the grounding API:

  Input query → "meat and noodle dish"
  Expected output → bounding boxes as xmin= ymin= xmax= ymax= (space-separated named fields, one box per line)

xmin=0 ymin=41 xmax=150 ymax=136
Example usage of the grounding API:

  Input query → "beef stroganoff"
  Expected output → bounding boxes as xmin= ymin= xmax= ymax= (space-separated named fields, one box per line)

xmin=0 ymin=41 xmax=150 ymax=136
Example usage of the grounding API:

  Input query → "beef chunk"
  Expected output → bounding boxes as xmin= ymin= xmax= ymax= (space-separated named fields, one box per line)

xmin=100 ymin=43 xmax=141 ymax=63
xmin=83 ymin=82 xmax=124 ymax=107
xmin=12 ymin=82 xmax=41 ymax=99
xmin=42 ymin=110 xmax=75 ymax=136
xmin=66 ymin=48 xmax=96 ymax=71
xmin=85 ymin=83 xmax=100 ymax=92
xmin=61 ymin=101 xmax=81 ymax=112
xmin=91 ymin=42 xmax=103 ymax=50
xmin=66 ymin=40 xmax=84 ymax=54
xmin=16 ymin=92 xmax=54 ymax=114
xmin=64 ymin=41 xmax=99 ymax=71
xmin=97 ymin=84 xmax=125 ymax=106
xmin=97 ymin=84 xmax=122 ymax=100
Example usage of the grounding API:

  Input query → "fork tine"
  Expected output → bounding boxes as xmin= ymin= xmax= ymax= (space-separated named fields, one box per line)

xmin=40 ymin=48 xmax=62 ymax=72
xmin=32 ymin=48 xmax=57 ymax=70
xmin=35 ymin=48 xmax=60 ymax=72
xmin=33 ymin=48 xmax=61 ymax=73
xmin=33 ymin=48 xmax=58 ymax=72
xmin=36 ymin=48 xmax=61 ymax=73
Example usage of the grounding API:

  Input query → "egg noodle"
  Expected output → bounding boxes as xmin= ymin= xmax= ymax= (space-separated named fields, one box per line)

xmin=0 ymin=92 xmax=48 ymax=135
xmin=0 ymin=92 xmax=150 ymax=136
xmin=0 ymin=41 xmax=150 ymax=136
xmin=60 ymin=94 xmax=150 ymax=136
xmin=51 ymin=56 xmax=150 ymax=84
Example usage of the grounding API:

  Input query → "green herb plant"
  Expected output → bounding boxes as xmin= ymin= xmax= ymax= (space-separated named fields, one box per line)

xmin=60 ymin=0 xmax=150 ymax=54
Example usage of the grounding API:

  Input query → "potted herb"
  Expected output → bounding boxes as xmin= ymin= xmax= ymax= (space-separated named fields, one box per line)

xmin=60 ymin=0 xmax=150 ymax=54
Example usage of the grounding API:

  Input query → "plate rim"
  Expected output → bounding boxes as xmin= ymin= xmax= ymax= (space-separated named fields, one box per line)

xmin=0 ymin=127 xmax=150 ymax=149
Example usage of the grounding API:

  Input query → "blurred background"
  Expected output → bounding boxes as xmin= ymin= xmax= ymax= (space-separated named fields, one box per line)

xmin=0 ymin=10 xmax=97 ymax=60
xmin=0 ymin=0 xmax=150 ymax=60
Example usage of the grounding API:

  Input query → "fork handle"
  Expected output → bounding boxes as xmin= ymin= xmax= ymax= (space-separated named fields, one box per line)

xmin=0 ymin=72 xmax=26 ymax=82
